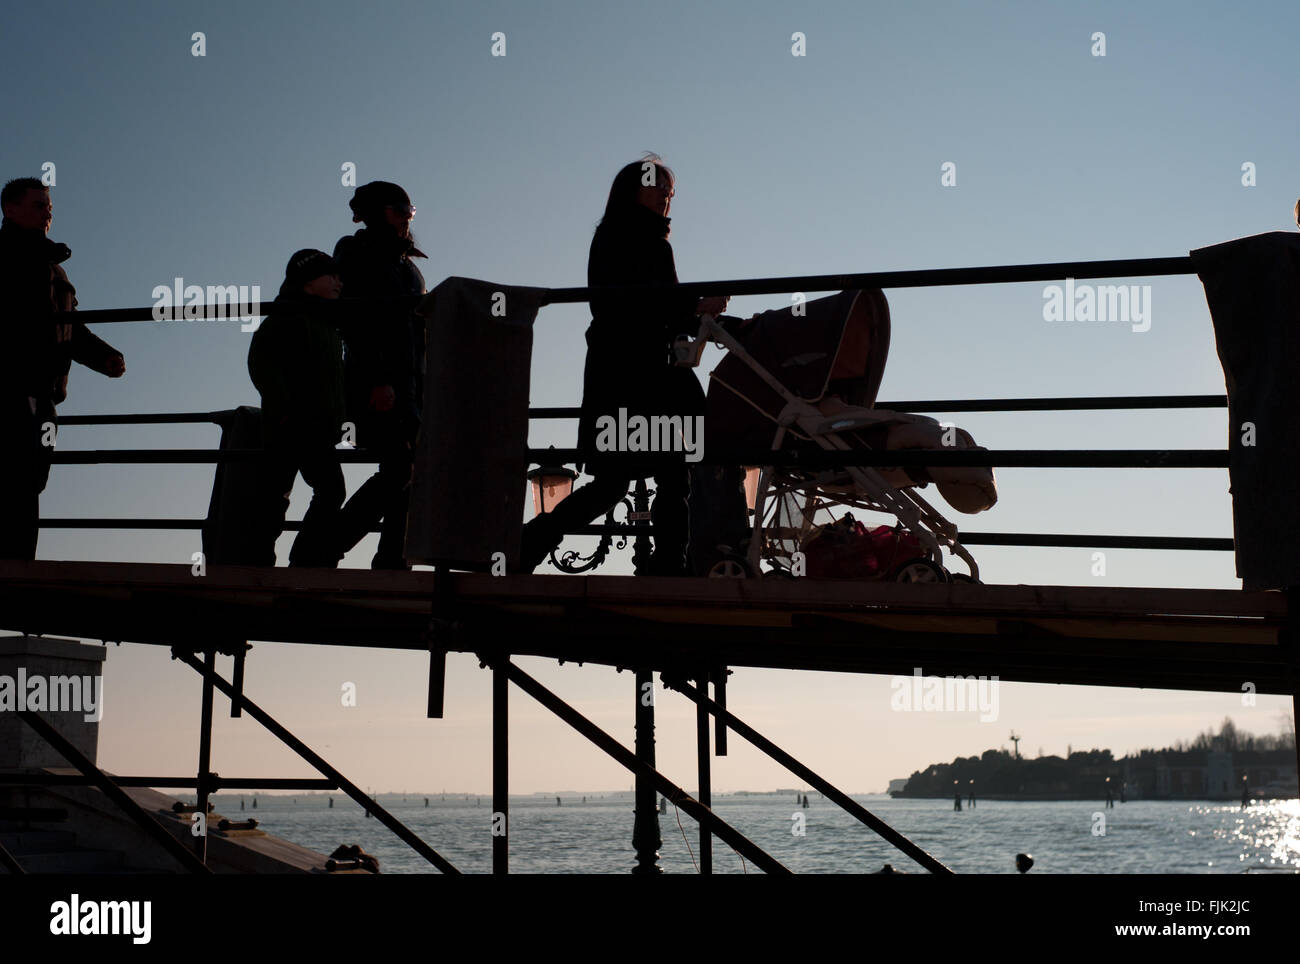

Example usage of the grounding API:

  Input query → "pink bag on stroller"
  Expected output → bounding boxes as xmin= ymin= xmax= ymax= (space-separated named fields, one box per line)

xmin=802 ymin=517 xmax=925 ymax=579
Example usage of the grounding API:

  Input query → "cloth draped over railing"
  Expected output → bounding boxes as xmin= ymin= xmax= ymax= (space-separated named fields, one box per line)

xmin=404 ymin=277 xmax=546 ymax=570
xmin=1192 ymin=231 xmax=1300 ymax=590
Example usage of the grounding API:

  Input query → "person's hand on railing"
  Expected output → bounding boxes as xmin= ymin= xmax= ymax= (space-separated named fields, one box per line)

xmin=369 ymin=385 xmax=396 ymax=412
xmin=695 ymin=295 xmax=729 ymax=317
xmin=104 ymin=353 xmax=126 ymax=378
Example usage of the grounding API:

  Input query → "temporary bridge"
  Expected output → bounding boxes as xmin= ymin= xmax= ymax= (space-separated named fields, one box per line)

xmin=2 ymin=254 xmax=1295 ymax=875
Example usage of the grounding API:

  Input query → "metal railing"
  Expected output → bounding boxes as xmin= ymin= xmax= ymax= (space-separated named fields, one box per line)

xmin=11 ymin=252 xmax=1250 ymax=875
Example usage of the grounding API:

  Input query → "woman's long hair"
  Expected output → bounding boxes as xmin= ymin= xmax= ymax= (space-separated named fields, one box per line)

xmin=599 ymin=153 xmax=674 ymax=227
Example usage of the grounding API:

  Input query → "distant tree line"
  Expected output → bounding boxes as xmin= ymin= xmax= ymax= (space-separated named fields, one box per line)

xmin=898 ymin=716 xmax=1294 ymax=799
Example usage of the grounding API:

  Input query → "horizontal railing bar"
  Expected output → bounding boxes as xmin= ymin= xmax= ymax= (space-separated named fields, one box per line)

xmin=67 ymin=256 xmax=1197 ymax=324
xmin=48 ymin=449 xmax=377 ymax=464
xmin=33 ymin=518 xmax=1231 ymax=551
xmin=529 ymin=449 xmax=1230 ymax=468
xmin=45 ymin=447 xmax=1230 ymax=467
xmin=57 ymin=396 xmax=1229 ymax=426
xmin=58 ymin=411 xmax=232 ymax=426
xmin=36 ymin=519 xmax=376 ymax=533
xmin=0 ymin=773 xmax=337 ymax=790
xmin=543 ymin=256 xmax=1197 ymax=302
xmin=570 ymin=526 xmax=1234 ymax=551
xmin=873 ymin=394 xmax=1227 ymax=413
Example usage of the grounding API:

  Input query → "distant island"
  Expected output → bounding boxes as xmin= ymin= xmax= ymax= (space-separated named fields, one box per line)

xmin=891 ymin=717 xmax=1297 ymax=802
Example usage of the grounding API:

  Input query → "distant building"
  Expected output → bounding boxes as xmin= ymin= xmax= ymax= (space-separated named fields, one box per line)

xmin=1142 ymin=749 xmax=1296 ymax=800
xmin=887 ymin=779 xmax=908 ymax=796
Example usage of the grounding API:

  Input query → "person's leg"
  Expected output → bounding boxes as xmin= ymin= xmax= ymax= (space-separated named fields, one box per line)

xmin=333 ymin=412 xmax=400 ymax=563
xmin=289 ymin=442 xmax=347 ymax=567
xmin=253 ymin=444 xmax=298 ymax=566
xmin=645 ymin=464 xmax=690 ymax=575
xmin=0 ymin=474 xmax=39 ymax=561
xmin=0 ymin=398 xmax=46 ymax=561
xmin=371 ymin=415 xmax=416 ymax=569
xmin=518 ymin=472 xmax=632 ymax=573
xmin=372 ymin=447 xmax=413 ymax=569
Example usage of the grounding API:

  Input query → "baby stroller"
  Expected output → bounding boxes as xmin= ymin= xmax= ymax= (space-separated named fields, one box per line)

xmin=688 ymin=289 xmax=997 ymax=581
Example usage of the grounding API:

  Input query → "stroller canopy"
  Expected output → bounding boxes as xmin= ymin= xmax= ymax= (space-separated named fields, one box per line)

xmin=706 ymin=289 xmax=891 ymax=452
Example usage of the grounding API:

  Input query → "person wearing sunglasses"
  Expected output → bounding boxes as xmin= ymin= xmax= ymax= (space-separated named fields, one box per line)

xmin=331 ymin=180 xmax=427 ymax=569
xmin=519 ymin=154 xmax=737 ymax=575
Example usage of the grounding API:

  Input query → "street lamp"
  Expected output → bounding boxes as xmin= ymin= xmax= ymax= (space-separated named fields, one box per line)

xmin=526 ymin=448 xmax=577 ymax=516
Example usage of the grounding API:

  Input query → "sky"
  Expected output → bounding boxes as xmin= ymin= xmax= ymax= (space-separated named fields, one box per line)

xmin=2 ymin=0 xmax=1297 ymax=795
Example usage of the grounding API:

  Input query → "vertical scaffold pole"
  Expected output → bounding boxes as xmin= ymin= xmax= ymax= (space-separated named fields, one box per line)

xmin=632 ymin=668 xmax=662 ymax=873
xmin=493 ymin=657 xmax=509 ymax=875
xmin=194 ymin=647 xmax=215 ymax=863
xmin=696 ymin=671 xmax=712 ymax=874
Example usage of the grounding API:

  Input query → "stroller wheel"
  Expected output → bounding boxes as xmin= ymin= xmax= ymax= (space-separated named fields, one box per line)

xmin=708 ymin=555 xmax=754 ymax=578
xmin=890 ymin=559 xmax=949 ymax=583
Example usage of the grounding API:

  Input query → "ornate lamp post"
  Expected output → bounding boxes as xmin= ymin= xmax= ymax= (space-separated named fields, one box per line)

xmin=526 ymin=448 xmax=654 ymax=575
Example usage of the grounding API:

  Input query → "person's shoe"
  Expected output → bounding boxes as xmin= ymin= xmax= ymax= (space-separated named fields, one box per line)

xmin=371 ymin=554 xmax=412 ymax=571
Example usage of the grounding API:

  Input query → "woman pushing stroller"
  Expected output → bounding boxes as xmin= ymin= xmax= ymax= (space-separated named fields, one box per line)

xmin=519 ymin=155 xmax=745 ymax=575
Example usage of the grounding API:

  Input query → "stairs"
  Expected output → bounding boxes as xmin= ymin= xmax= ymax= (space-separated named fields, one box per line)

xmin=0 ymin=809 xmax=130 ymax=874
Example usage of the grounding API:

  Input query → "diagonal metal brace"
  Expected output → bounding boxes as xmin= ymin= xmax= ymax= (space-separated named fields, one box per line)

xmin=172 ymin=649 xmax=460 ymax=874
xmin=17 ymin=710 xmax=212 ymax=874
xmin=483 ymin=653 xmax=791 ymax=875
xmin=660 ymin=672 xmax=954 ymax=874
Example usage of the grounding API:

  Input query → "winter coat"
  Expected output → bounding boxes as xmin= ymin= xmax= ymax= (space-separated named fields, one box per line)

xmin=0 ymin=219 xmax=119 ymax=404
xmin=247 ymin=293 xmax=347 ymax=446
xmin=331 ymin=227 xmax=427 ymax=428
xmin=577 ymin=204 xmax=707 ymax=474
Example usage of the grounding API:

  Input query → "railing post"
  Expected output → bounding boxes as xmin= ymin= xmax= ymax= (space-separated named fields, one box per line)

xmin=696 ymin=671 xmax=712 ymax=874
xmin=631 ymin=479 xmax=652 ymax=573
xmin=631 ymin=668 xmax=662 ymax=873
xmin=493 ymin=657 xmax=508 ymax=875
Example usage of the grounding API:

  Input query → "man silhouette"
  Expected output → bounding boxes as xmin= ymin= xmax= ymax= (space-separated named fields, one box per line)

xmin=0 ymin=178 xmax=124 ymax=559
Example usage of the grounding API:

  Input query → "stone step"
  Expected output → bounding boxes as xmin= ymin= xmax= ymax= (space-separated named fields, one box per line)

xmin=15 ymin=848 xmax=125 ymax=873
xmin=0 ymin=829 xmax=77 ymax=854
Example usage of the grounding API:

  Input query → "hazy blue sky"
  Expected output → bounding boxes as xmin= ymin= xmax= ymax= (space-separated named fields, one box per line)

xmin=2 ymin=0 xmax=1296 ymax=795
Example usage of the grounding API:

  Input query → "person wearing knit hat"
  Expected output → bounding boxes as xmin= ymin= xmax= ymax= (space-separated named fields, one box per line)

xmin=246 ymin=248 xmax=348 ymax=566
xmin=331 ymin=180 xmax=427 ymax=570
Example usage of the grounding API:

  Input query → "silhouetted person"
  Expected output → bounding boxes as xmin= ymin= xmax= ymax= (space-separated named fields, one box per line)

xmin=247 ymin=250 xmax=347 ymax=566
xmin=1242 ymin=778 xmax=1250 ymax=809
xmin=1015 ymin=852 xmax=1034 ymax=873
xmin=332 ymin=181 xmax=427 ymax=570
xmin=518 ymin=155 xmax=738 ymax=575
xmin=954 ymin=789 xmax=962 ymax=811
xmin=0 ymin=178 xmax=124 ymax=559
xmin=328 ymin=797 xmax=333 ymax=808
